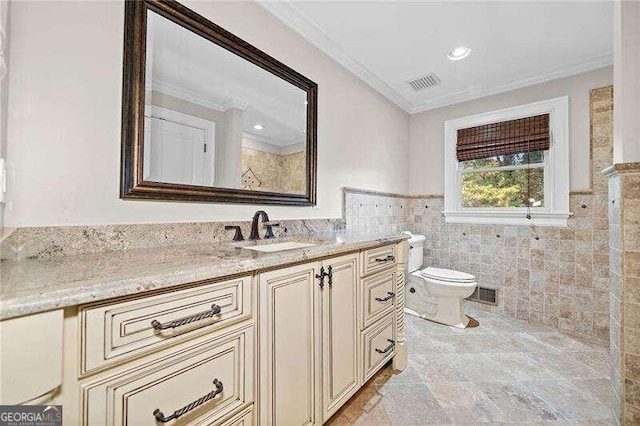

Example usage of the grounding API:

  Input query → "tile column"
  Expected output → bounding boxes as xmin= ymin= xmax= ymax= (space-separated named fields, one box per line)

xmin=608 ymin=1 xmax=640 ymax=424
xmin=606 ymin=164 xmax=640 ymax=424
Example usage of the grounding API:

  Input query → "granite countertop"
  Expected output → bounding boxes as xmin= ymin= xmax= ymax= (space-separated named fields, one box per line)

xmin=0 ymin=231 xmax=408 ymax=320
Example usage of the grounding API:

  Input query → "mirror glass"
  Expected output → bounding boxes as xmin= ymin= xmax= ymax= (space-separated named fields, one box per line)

xmin=143 ymin=10 xmax=308 ymax=195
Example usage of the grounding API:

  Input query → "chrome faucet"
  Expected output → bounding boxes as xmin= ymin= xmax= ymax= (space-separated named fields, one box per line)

xmin=249 ymin=210 xmax=279 ymax=240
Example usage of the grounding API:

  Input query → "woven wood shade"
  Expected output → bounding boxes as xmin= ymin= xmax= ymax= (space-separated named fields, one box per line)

xmin=456 ymin=114 xmax=550 ymax=161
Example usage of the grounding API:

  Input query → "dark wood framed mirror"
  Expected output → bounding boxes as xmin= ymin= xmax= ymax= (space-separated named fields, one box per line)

xmin=121 ymin=0 xmax=317 ymax=205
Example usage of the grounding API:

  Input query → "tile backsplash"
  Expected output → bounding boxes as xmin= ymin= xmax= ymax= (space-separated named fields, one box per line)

xmin=343 ymin=188 xmax=413 ymax=235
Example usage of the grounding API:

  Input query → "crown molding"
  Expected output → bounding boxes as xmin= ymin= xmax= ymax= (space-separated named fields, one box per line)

xmin=151 ymin=80 xmax=250 ymax=112
xmin=257 ymin=0 xmax=413 ymax=113
xmin=258 ymin=0 xmax=613 ymax=115
xmin=243 ymin=132 xmax=305 ymax=154
xmin=410 ymin=54 xmax=613 ymax=114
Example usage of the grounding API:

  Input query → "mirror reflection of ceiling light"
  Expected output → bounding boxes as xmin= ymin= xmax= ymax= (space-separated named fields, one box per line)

xmin=253 ymin=124 xmax=265 ymax=130
xmin=447 ymin=46 xmax=471 ymax=61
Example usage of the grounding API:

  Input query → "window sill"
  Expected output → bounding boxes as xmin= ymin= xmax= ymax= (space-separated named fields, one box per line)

xmin=442 ymin=211 xmax=570 ymax=227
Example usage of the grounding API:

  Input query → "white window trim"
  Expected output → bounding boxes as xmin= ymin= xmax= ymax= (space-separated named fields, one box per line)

xmin=443 ymin=96 xmax=570 ymax=227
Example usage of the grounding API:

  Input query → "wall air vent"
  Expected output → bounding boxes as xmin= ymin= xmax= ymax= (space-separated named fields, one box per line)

xmin=407 ymin=73 xmax=441 ymax=92
xmin=467 ymin=286 xmax=498 ymax=306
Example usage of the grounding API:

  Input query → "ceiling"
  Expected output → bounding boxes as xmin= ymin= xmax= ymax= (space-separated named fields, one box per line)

xmin=259 ymin=1 xmax=613 ymax=114
xmin=148 ymin=10 xmax=307 ymax=145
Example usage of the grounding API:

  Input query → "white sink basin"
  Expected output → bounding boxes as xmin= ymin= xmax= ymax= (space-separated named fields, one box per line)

xmin=243 ymin=241 xmax=316 ymax=253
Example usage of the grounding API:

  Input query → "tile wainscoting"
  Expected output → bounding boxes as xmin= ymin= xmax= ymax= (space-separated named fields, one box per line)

xmin=343 ymin=190 xmax=609 ymax=341
xmin=412 ymin=194 xmax=609 ymax=340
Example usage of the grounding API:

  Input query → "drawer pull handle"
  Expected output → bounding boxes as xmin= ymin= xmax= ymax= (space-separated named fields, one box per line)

xmin=375 ymin=292 xmax=396 ymax=302
xmin=151 ymin=304 xmax=222 ymax=330
xmin=375 ymin=339 xmax=395 ymax=354
xmin=153 ymin=379 xmax=223 ymax=423
xmin=374 ymin=255 xmax=395 ymax=263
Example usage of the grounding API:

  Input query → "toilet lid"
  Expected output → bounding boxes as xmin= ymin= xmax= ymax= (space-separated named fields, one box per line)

xmin=420 ymin=267 xmax=476 ymax=283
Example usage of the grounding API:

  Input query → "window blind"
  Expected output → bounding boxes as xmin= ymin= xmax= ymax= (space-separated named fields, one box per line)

xmin=456 ymin=113 xmax=550 ymax=162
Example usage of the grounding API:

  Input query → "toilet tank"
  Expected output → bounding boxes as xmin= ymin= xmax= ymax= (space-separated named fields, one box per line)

xmin=404 ymin=232 xmax=426 ymax=272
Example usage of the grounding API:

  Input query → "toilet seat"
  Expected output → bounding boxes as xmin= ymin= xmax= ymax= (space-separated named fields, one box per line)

xmin=420 ymin=267 xmax=476 ymax=283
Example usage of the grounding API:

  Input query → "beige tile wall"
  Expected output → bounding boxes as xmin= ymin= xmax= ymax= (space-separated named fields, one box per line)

xmin=241 ymin=148 xmax=306 ymax=194
xmin=607 ymin=165 xmax=640 ymax=425
xmin=345 ymin=86 xmax=613 ymax=342
xmin=411 ymin=193 xmax=609 ymax=339
xmin=344 ymin=189 xmax=413 ymax=235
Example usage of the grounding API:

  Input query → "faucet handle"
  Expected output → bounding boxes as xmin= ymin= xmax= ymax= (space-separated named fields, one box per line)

xmin=263 ymin=222 xmax=280 ymax=239
xmin=224 ymin=225 xmax=244 ymax=242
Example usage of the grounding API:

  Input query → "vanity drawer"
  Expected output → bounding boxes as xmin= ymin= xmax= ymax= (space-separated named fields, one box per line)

xmin=220 ymin=406 xmax=253 ymax=426
xmin=361 ymin=244 xmax=397 ymax=276
xmin=361 ymin=269 xmax=396 ymax=330
xmin=81 ymin=326 xmax=254 ymax=426
xmin=80 ymin=275 xmax=252 ymax=374
xmin=361 ymin=316 xmax=395 ymax=383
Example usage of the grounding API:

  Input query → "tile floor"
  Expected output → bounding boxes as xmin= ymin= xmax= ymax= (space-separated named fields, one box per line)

xmin=327 ymin=309 xmax=612 ymax=425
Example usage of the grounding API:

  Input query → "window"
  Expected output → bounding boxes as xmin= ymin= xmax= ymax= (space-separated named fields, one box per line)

xmin=460 ymin=151 xmax=546 ymax=208
xmin=444 ymin=97 xmax=570 ymax=227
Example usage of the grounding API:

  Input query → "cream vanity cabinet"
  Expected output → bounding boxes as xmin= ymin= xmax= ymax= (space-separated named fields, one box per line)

xmin=71 ymin=275 xmax=256 ymax=426
xmin=2 ymin=240 xmax=406 ymax=426
xmin=0 ymin=310 xmax=64 ymax=405
xmin=257 ymin=253 xmax=360 ymax=425
xmin=257 ymin=243 xmax=407 ymax=425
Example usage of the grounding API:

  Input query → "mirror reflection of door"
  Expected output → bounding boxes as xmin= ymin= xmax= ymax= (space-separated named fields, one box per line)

xmin=143 ymin=107 xmax=215 ymax=186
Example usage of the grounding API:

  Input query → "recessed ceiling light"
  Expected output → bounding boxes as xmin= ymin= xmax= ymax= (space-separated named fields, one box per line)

xmin=253 ymin=124 xmax=265 ymax=130
xmin=447 ymin=46 xmax=471 ymax=61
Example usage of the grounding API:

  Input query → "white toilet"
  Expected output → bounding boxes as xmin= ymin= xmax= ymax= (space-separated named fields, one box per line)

xmin=403 ymin=231 xmax=477 ymax=328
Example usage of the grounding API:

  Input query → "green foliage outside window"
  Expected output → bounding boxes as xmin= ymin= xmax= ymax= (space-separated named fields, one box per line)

xmin=461 ymin=152 xmax=545 ymax=208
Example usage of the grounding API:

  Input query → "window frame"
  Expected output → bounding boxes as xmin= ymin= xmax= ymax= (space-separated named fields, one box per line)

xmin=443 ymin=96 xmax=570 ymax=227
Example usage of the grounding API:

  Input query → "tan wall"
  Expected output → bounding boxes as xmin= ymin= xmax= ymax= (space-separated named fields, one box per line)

xmin=0 ymin=1 xmax=9 ymax=233
xmin=280 ymin=151 xmax=306 ymax=194
xmin=4 ymin=1 xmax=409 ymax=226
xmin=409 ymin=67 xmax=613 ymax=195
xmin=241 ymin=148 xmax=305 ymax=195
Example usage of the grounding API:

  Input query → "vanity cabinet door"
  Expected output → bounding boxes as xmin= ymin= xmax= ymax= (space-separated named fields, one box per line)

xmin=320 ymin=254 xmax=359 ymax=422
xmin=258 ymin=262 xmax=321 ymax=426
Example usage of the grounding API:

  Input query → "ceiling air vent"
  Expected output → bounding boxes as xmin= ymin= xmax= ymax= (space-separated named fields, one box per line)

xmin=407 ymin=73 xmax=441 ymax=92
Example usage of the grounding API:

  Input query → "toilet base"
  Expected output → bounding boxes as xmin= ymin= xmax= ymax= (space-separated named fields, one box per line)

xmin=405 ymin=297 xmax=471 ymax=329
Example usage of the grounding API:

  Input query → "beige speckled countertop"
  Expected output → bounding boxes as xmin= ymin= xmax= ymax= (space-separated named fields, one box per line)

xmin=0 ymin=231 xmax=408 ymax=320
